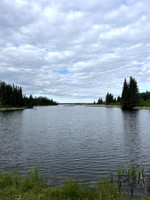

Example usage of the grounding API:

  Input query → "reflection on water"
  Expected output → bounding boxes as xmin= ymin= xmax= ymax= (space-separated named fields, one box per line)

xmin=0 ymin=111 xmax=24 ymax=170
xmin=0 ymin=106 xmax=150 ymax=185
xmin=122 ymin=110 xmax=142 ymax=164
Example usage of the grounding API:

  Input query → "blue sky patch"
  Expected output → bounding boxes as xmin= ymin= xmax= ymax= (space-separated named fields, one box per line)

xmin=56 ymin=69 xmax=71 ymax=75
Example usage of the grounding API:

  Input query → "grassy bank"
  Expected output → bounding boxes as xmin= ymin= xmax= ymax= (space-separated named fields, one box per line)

xmin=0 ymin=104 xmax=26 ymax=111
xmin=0 ymin=104 xmax=12 ymax=108
xmin=1 ymin=167 xmax=150 ymax=200
xmin=0 ymin=107 xmax=26 ymax=112
xmin=140 ymin=99 xmax=150 ymax=107
xmin=90 ymin=102 xmax=150 ymax=109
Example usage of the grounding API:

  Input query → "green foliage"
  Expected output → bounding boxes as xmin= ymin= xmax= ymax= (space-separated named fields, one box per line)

xmin=0 ymin=81 xmax=24 ymax=107
xmin=1 ymin=167 xmax=150 ymax=200
xmin=20 ymin=169 xmax=42 ymax=192
xmin=127 ymin=164 xmax=137 ymax=197
xmin=0 ymin=81 xmax=58 ymax=108
xmin=116 ymin=166 xmax=123 ymax=192
xmin=121 ymin=77 xmax=139 ymax=110
xmin=140 ymin=91 xmax=150 ymax=101
xmin=140 ymin=99 xmax=150 ymax=107
xmin=140 ymin=91 xmax=150 ymax=107
xmin=105 ymin=93 xmax=114 ymax=105
xmin=121 ymin=79 xmax=128 ymax=109
xmin=123 ymin=164 xmax=146 ymax=198
xmin=97 ymin=179 xmax=124 ymax=200
xmin=117 ymin=96 xmax=121 ymax=103
xmin=34 ymin=96 xmax=58 ymax=106
xmin=97 ymin=95 xmax=121 ymax=105
xmin=97 ymin=98 xmax=104 ymax=104
xmin=112 ymin=102 xmax=121 ymax=106
xmin=147 ymin=169 xmax=150 ymax=193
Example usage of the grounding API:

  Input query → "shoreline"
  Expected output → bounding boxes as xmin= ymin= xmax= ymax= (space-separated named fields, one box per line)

xmin=0 ymin=107 xmax=26 ymax=112
xmin=85 ymin=104 xmax=150 ymax=110
xmin=0 ymin=105 xmax=150 ymax=111
xmin=85 ymin=104 xmax=121 ymax=108
xmin=133 ymin=106 xmax=150 ymax=110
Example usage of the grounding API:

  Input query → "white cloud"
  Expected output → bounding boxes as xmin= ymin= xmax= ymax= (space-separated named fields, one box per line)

xmin=0 ymin=0 xmax=150 ymax=102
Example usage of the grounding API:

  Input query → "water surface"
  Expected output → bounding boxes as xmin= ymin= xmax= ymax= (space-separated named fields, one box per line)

xmin=0 ymin=106 xmax=150 ymax=185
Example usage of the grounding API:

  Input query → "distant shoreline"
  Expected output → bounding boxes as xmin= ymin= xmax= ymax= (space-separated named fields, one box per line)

xmin=85 ymin=104 xmax=121 ymax=108
xmin=0 ymin=105 xmax=150 ymax=111
xmin=133 ymin=106 xmax=150 ymax=110
xmin=85 ymin=104 xmax=150 ymax=110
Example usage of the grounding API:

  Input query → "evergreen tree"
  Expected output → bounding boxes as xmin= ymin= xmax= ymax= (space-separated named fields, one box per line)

xmin=128 ymin=77 xmax=139 ymax=109
xmin=105 ymin=93 xmax=114 ymax=105
xmin=113 ymin=97 xmax=117 ymax=103
xmin=97 ymin=98 xmax=103 ymax=104
xmin=117 ymin=96 xmax=121 ymax=103
xmin=121 ymin=77 xmax=139 ymax=110
xmin=0 ymin=81 xmax=58 ymax=107
xmin=121 ymin=79 xmax=129 ymax=109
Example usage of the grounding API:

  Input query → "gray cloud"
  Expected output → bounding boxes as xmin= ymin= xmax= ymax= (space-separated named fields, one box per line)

xmin=0 ymin=0 xmax=150 ymax=102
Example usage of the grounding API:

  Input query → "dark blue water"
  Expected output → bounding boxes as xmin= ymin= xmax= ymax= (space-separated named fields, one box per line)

xmin=0 ymin=106 xmax=150 ymax=185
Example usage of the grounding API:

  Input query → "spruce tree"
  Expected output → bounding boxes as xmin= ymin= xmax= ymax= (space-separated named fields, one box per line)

xmin=121 ymin=79 xmax=129 ymax=109
xmin=105 ymin=93 xmax=114 ymax=105
xmin=97 ymin=98 xmax=103 ymax=104
xmin=117 ymin=96 xmax=121 ymax=103
xmin=121 ymin=77 xmax=139 ymax=110
xmin=128 ymin=77 xmax=139 ymax=109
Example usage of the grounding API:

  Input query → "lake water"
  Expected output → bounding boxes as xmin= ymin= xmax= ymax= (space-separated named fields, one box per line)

xmin=0 ymin=105 xmax=150 ymax=185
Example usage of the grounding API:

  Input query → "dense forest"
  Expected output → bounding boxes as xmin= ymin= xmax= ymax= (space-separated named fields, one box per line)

xmin=0 ymin=81 xmax=58 ymax=108
xmin=97 ymin=76 xmax=150 ymax=110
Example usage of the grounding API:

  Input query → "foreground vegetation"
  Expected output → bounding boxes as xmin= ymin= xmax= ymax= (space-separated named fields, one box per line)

xmin=1 ymin=166 xmax=150 ymax=200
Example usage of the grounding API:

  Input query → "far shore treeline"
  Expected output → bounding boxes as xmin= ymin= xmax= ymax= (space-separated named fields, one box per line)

xmin=1 ymin=78 xmax=150 ymax=109
xmin=96 ymin=76 xmax=150 ymax=110
xmin=0 ymin=81 xmax=58 ymax=108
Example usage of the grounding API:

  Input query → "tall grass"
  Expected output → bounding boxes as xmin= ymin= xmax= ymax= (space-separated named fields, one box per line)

xmin=1 ymin=167 xmax=150 ymax=200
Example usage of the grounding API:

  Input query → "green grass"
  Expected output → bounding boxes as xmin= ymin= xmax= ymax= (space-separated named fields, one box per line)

xmin=1 ymin=168 xmax=150 ymax=200
xmin=140 ymin=99 xmax=150 ymax=107
xmin=111 ymin=102 xmax=121 ymax=106
xmin=0 ymin=104 xmax=26 ymax=110
xmin=0 ymin=104 xmax=23 ymax=109
xmin=0 ymin=104 xmax=11 ymax=108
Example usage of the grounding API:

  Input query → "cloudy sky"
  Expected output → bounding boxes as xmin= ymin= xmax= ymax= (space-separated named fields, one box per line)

xmin=0 ymin=0 xmax=150 ymax=103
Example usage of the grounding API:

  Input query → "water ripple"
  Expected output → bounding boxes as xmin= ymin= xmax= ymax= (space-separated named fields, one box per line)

xmin=0 ymin=106 xmax=150 ymax=185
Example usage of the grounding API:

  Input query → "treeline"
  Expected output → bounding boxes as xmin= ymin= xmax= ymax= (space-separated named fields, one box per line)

xmin=24 ymin=95 xmax=58 ymax=107
xmin=96 ymin=76 xmax=150 ymax=110
xmin=97 ymin=93 xmax=121 ymax=105
xmin=140 ymin=91 xmax=150 ymax=107
xmin=0 ymin=81 xmax=58 ymax=108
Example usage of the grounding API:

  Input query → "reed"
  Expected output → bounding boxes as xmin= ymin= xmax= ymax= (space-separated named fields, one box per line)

xmin=0 ymin=167 xmax=150 ymax=200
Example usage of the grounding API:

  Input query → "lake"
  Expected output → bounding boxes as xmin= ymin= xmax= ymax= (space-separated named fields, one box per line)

xmin=0 ymin=105 xmax=150 ymax=185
